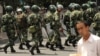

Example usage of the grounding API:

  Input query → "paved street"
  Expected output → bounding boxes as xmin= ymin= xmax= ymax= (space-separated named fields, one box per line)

xmin=0 ymin=32 xmax=76 ymax=56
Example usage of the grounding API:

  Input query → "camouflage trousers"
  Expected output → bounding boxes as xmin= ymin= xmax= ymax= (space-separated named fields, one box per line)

xmin=6 ymin=29 xmax=17 ymax=46
xmin=29 ymin=31 xmax=41 ymax=47
xmin=49 ymin=29 xmax=61 ymax=45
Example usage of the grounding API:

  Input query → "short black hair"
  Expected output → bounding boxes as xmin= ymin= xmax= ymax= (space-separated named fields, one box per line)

xmin=75 ymin=20 xmax=89 ymax=27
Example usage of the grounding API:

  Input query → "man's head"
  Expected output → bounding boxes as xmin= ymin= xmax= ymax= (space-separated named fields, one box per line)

xmin=5 ymin=5 xmax=13 ymax=13
xmin=31 ymin=5 xmax=40 ymax=13
xmin=75 ymin=21 xmax=90 ymax=38
xmin=49 ymin=5 xmax=57 ymax=13
xmin=57 ymin=4 xmax=63 ymax=12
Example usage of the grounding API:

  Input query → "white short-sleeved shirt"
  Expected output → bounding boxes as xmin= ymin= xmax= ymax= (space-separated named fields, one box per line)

xmin=77 ymin=34 xmax=100 ymax=56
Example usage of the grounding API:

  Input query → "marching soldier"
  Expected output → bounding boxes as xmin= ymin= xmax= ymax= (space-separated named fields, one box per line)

xmin=93 ymin=6 xmax=100 ymax=36
xmin=1 ymin=5 xmax=17 ymax=53
xmin=64 ymin=3 xmax=74 ymax=46
xmin=86 ymin=1 xmax=97 ymax=26
xmin=82 ymin=3 xmax=90 ymax=21
xmin=52 ymin=4 xmax=64 ymax=50
xmin=27 ymin=5 xmax=41 ymax=55
xmin=23 ymin=5 xmax=32 ymax=16
xmin=44 ymin=5 xmax=57 ymax=51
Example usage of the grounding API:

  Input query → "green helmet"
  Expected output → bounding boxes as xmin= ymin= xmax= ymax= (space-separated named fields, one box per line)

xmin=74 ymin=4 xmax=81 ymax=10
xmin=88 ymin=2 xmax=96 ymax=8
xmin=68 ymin=3 xmax=76 ymax=11
xmin=82 ymin=3 xmax=90 ymax=10
xmin=31 ymin=5 xmax=40 ymax=13
xmin=5 ymin=5 xmax=13 ymax=12
xmin=49 ymin=5 xmax=56 ymax=13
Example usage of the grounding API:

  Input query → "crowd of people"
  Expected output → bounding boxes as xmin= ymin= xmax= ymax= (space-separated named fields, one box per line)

xmin=0 ymin=1 xmax=100 ymax=55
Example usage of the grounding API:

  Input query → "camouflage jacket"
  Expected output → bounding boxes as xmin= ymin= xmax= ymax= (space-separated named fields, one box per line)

xmin=1 ymin=13 xmax=16 ymax=31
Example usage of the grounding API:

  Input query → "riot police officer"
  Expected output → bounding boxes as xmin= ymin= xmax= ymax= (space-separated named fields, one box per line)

xmin=15 ymin=8 xmax=31 ymax=50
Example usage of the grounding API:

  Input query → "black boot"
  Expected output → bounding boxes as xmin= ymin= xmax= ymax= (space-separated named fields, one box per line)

xmin=10 ymin=46 xmax=16 ymax=53
xmin=46 ymin=42 xmax=50 ymax=48
xmin=19 ymin=43 xmax=25 ymax=50
xmin=4 ymin=44 xmax=9 ymax=54
xmin=39 ymin=41 xmax=44 ymax=47
xmin=30 ymin=46 xmax=35 ymax=55
xmin=64 ymin=39 xmax=70 ymax=46
xmin=55 ymin=43 xmax=59 ymax=48
xmin=26 ymin=41 xmax=31 ymax=49
xmin=50 ymin=44 xmax=56 ymax=51
xmin=59 ymin=44 xmax=65 ymax=50
xmin=36 ymin=46 xmax=40 ymax=54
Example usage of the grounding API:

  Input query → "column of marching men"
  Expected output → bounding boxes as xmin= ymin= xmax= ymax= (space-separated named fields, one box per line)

xmin=0 ymin=1 xmax=100 ymax=55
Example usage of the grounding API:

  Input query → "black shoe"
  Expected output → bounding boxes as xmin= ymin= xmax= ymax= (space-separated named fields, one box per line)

xmin=4 ymin=47 xmax=7 ymax=54
xmin=46 ymin=42 xmax=50 ymax=48
xmin=59 ymin=45 xmax=65 ymax=50
xmin=39 ymin=44 xmax=44 ymax=47
xmin=30 ymin=47 xmax=35 ymax=55
xmin=11 ymin=50 xmax=16 ymax=53
xmin=59 ymin=47 xmax=64 ymax=50
xmin=55 ymin=43 xmax=59 ymax=48
xmin=10 ymin=46 xmax=16 ymax=53
xmin=37 ymin=50 xmax=40 ymax=54
xmin=72 ymin=44 xmax=77 ymax=47
xmin=26 ymin=42 xmax=31 ymax=49
xmin=19 ymin=47 xmax=25 ymax=50
xmin=50 ymin=44 xmax=56 ymax=51
xmin=4 ymin=45 xmax=9 ymax=54
xmin=50 ymin=48 xmax=56 ymax=51
xmin=19 ymin=43 xmax=25 ymax=50
xmin=30 ymin=50 xmax=34 ymax=55
xmin=36 ymin=46 xmax=41 ymax=53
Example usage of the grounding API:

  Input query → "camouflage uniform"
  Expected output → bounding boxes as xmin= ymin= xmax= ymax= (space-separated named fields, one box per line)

xmin=52 ymin=4 xmax=64 ymax=50
xmin=63 ymin=9 xmax=72 ymax=46
xmin=82 ymin=3 xmax=90 ymax=21
xmin=93 ymin=11 xmax=100 ymax=36
xmin=44 ymin=5 xmax=57 ymax=51
xmin=1 ymin=6 xmax=17 ymax=53
xmin=27 ymin=5 xmax=41 ymax=55
xmin=85 ymin=2 xmax=97 ymax=26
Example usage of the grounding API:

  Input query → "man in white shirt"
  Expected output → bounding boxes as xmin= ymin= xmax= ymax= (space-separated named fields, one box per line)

xmin=75 ymin=21 xmax=100 ymax=56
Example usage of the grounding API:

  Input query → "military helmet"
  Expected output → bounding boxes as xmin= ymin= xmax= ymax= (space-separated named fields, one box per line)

xmin=82 ymin=3 xmax=90 ymax=10
xmin=23 ymin=5 xmax=30 ymax=12
xmin=23 ymin=5 xmax=30 ymax=10
xmin=89 ymin=2 xmax=96 ymax=8
xmin=74 ymin=4 xmax=81 ymax=10
xmin=68 ymin=3 xmax=76 ymax=11
xmin=31 ymin=5 xmax=40 ymax=13
xmin=49 ymin=5 xmax=56 ymax=13
xmin=5 ymin=5 xmax=13 ymax=12
xmin=57 ymin=4 xmax=63 ymax=9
